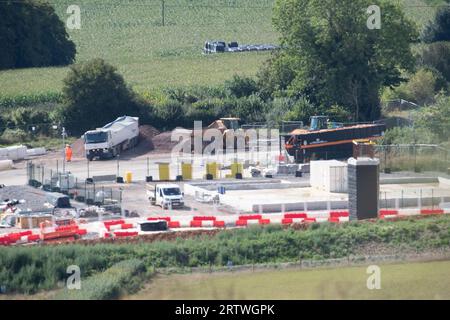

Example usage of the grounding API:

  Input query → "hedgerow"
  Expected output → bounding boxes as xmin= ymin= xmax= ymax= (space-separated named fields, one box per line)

xmin=0 ymin=215 xmax=449 ymax=294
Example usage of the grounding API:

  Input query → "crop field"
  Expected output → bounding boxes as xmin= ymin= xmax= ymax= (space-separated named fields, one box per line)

xmin=126 ymin=260 xmax=450 ymax=300
xmin=0 ymin=0 xmax=277 ymax=96
xmin=0 ymin=0 xmax=444 ymax=97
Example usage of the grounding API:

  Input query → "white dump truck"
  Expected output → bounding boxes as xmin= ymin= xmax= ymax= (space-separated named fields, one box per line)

xmin=147 ymin=184 xmax=184 ymax=209
xmin=84 ymin=116 xmax=139 ymax=160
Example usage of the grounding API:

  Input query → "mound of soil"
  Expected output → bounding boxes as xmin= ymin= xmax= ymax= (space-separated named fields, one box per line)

xmin=71 ymin=137 xmax=86 ymax=159
xmin=152 ymin=127 xmax=193 ymax=154
xmin=121 ymin=125 xmax=160 ymax=157
xmin=151 ymin=131 xmax=180 ymax=153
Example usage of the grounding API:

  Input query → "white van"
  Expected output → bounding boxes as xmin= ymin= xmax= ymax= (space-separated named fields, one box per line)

xmin=147 ymin=184 xmax=184 ymax=209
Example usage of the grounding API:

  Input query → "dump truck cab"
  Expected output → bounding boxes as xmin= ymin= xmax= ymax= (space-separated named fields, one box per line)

xmin=310 ymin=116 xmax=328 ymax=131
xmin=220 ymin=118 xmax=240 ymax=131
xmin=147 ymin=184 xmax=184 ymax=209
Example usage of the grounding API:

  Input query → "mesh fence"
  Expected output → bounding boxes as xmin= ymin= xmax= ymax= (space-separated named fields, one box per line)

xmin=27 ymin=162 xmax=123 ymax=206
xmin=375 ymin=145 xmax=450 ymax=173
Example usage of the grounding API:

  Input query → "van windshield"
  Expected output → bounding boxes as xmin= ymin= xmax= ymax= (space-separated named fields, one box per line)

xmin=85 ymin=132 xmax=108 ymax=144
xmin=163 ymin=188 xmax=181 ymax=196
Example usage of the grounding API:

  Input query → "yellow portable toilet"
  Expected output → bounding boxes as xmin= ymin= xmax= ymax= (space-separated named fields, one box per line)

xmin=158 ymin=163 xmax=170 ymax=181
xmin=125 ymin=171 xmax=133 ymax=183
xmin=206 ymin=162 xmax=218 ymax=179
xmin=231 ymin=162 xmax=243 ymax=177
xmin=181 ymin=163 xmax=192 ymax=180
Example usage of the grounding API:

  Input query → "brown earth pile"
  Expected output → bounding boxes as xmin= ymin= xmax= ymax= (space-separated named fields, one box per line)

xmin=122 ymin=125 xmax=160 ymax=157
xmin=71 ymin=137 xmax=86 ymax=159
xmin=151 ymin=130 xmax=183 ymax=153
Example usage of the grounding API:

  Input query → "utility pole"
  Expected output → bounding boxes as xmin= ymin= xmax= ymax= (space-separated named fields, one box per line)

xmin=62 ymin=127 xmax=67 ymax=173
xmin=161 ymin=0 xmax=165 ymax=26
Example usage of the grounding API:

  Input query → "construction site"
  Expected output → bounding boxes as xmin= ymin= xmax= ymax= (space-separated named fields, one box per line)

xmin=1 ymin=116 xmax=449 ymax=246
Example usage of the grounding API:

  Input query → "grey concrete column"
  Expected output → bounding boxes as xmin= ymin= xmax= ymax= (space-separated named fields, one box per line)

xmin=348 ymin=157 xmax=380 ymax=220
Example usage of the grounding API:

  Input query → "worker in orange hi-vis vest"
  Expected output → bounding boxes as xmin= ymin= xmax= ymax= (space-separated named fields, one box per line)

xmin=65 ymin=144 xmax=73 ymax=162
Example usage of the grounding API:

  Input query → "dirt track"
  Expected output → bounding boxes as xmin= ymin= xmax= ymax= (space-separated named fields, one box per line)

xmin=40 ymin=125 xmax=178 ymax=161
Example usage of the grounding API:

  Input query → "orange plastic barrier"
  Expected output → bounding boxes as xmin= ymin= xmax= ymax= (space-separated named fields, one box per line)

xmin=213 ymin=221 xmax=225 ymax=228
xmin=27 ymin=234 xmax=40 ymax=242
xmin=328 ymin=217 xmax=340 ymax=223
xmin=193 ymin=216 xmax=217 ymax=221
xmin=168 ymin=221 xmax=181 ymax=228
xmin=281 ymin=218 xmax=293 ymax=225
xmin=330 ymin=211 xmax=349 ymax=218
xmin=104 ymin=220 xmax=125 ymax=227
xmin=259 ymin=219 xmax=270 ymax=225
xmin=236 ymin=220 xmax=248 ymax=226
xmin=121 ymin=223 xmax=133 ymax=230
xmin=239 ymin=215 xmax=262 ymax=220
xmin=76 ymin=229 xmax=87 ymax=236
xmin=147 ymin=217 xmax=171 ymax=222
xmin=304 ymin=218 xmax=317 ymax=223
xmin=190 ymin=220 xmax=203 ymax=228
xmin=421 ymin=209 xmax=444 ymax=215
xmin=379 ymin=210 xmax=399 ymax=219
xmin=0 ymin=236 xmax=12 ymax=245
xmin=284 ymin=213 xmax=307 ymax=219
xmin=56 ymin=225 xmax=79 ymax=232
xmin=10 ymin=231 xmax=33 ymax=237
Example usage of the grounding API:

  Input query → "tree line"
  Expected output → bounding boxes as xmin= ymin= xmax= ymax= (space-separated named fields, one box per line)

xmin=0 ymin=0 xmax=75 ymax=70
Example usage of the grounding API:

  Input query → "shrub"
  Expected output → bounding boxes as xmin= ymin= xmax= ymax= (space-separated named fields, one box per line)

xmin=0 ymin=0 xmax=76 ymax=70
xmin=1 ymin=216 xmax=449 ymax=295
xmin=380 ymin=126 xmax=437 ymax=145
xmin=153 ymin=99 xmax=185 ymax=130
xmin=54 ymin=259 xmax=147 ymax=300
xmin=283 ymin=97 xmax=317 ymax=123
xmin=414 ymin=94 xmax=450 ymax=140
xmin=422 ymin=6 xmax=450 ymax=43
xmin=0 ymin=92 xmax=63 ymax=110
xmin=0 ymin=128 xmax=29 ymax=145
xmin=390 ymin=68 xmax=440 ymax=106
xmin=60 ymin=59 xmax=142 ymax=135
xmin=225 ymin=75 xmax=259 ymax=98
xmin=187 ymin=99 xmax=221 ymax=125
xmin=417 ymin=41 xmax=450 ymax=83
xmin=264 ymin=97 xmax=295 ymax=124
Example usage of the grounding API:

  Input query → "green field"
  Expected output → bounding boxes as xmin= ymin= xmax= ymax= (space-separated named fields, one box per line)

xmin=126 ymin=260 xmax=450 ymax=300
xmin=0 ymin=0 xmax=277 ymax=96
xmin=0 ymin=0 xmax=444 ymax=97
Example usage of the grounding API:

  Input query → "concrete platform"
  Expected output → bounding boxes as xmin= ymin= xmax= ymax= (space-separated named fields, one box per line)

xmin=186 ymin=180 xmax=450 ymax=213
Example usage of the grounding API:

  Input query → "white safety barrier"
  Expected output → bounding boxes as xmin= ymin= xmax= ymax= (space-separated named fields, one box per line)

xmin=0 ymin=145 xmax=28 ymax=161
xmin=0 ymin=160 xmax=13 ymax=171
xmin=26 ymin=147 xmax=46 ymax=157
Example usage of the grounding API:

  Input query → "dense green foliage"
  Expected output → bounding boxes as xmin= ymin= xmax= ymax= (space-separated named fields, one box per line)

xmin=0 ymin=0 xmax=276 ymax=96
xmin=422 ymin=5 xmax=450 ymax=43
xmin=54 ymin=259 xmax=147 ymax=300
xmin=0 ymin=0 xmax=448 ymax=148
xmin=1 ymin=216 xmax=449 ymax=294
xmin=383 ymin=68 xmax=445 ymax=105
xmin=414 ymin=94 xmax=450 ymax=140
xmin=59 ymin=59 xmax=146 ymax=135
xmin=381 ymin=94 xmax=450 ymax=146
xmin=0 ymin=0 xmax=75 ymax=70
xmin=0 ymin=92 xmax=63 ymax=110
xmin=268 ymin=0 xmax=418 ymax=121
xmin=418 ymin=42 xmax=450 ymax=83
